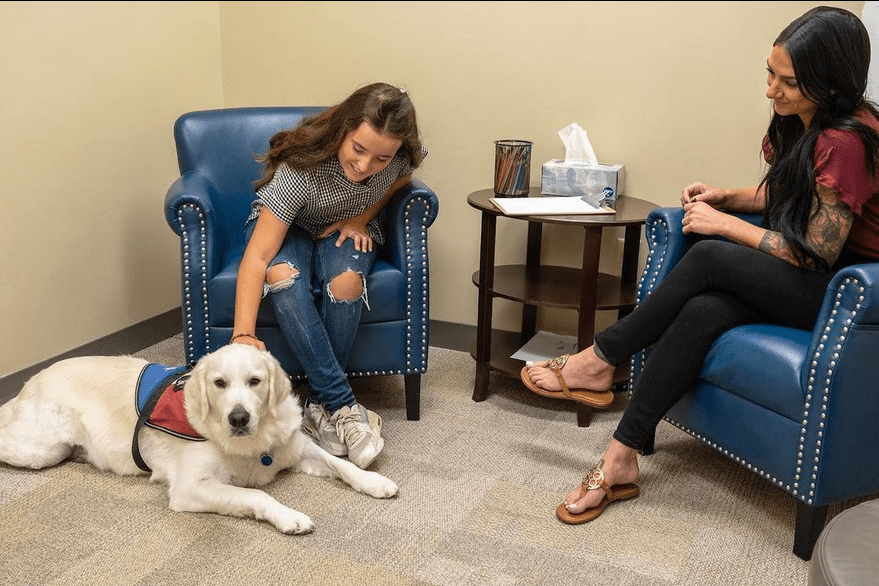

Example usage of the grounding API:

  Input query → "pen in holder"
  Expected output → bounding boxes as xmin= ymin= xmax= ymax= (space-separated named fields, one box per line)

xmin=494 ymin=139 xmax=532 ymax=197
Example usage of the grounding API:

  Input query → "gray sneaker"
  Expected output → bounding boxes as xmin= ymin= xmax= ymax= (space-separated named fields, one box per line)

xmin=331 ymin=404 xmax=384 ymax=469
xmin=302 ymin=403 xmax=347 ymax=456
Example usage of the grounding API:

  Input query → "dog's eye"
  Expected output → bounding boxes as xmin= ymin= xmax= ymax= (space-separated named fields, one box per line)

xmin=248 ymin=377 xmax=261 ymax=386
xmin=214 ymin=378 xmax=227 ymax=389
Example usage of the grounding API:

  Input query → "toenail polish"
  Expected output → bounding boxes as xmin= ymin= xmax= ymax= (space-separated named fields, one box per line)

xmin=566 ymin=504 xmax=577 ymax=511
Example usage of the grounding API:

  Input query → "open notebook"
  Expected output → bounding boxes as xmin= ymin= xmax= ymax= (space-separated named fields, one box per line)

xmin=490 ymin=195 xmax=615 ymax=216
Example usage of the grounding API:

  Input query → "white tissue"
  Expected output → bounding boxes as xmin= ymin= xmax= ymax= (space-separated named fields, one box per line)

xmin=557 ymin=122 xmax=598 ymax=165
xmin=541 ymin=122 xmax=624 ymax=203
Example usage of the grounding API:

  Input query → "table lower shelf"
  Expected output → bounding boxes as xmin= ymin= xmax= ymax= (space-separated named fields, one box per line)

xmin=471 ymin=265 xmax=637 ymax=310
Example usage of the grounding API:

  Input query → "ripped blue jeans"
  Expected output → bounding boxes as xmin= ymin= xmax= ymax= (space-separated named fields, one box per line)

xmin=245 ymin=221 xmax=376 ymax=413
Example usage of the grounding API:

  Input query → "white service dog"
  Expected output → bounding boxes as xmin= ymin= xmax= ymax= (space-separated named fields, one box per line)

xmin=0 ymin=343 xmax=398 ymax=534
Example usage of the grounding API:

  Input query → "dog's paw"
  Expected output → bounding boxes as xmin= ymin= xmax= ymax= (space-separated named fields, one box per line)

xmin=274 ymin=509 xmax=315 ymax=535
xmin=356 ymin=472 xmax=399 ymax=499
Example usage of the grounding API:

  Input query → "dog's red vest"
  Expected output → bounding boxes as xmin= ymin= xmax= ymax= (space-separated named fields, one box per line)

xmin=132 ymin=363 xmax=204 ymax=472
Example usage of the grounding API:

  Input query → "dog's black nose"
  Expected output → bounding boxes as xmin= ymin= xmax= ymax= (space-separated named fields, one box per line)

xmin=228 ymin=405 xmax=250 ymax=429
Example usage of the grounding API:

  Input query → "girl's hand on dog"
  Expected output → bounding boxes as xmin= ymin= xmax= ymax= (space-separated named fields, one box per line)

xmin=231 ymin=334 xmax=266 ymax=351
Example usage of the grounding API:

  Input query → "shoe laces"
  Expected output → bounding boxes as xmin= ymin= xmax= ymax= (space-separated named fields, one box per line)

xmin=334 ymin=407 xmax=372 ymax=445
xmin=309 ymin=404 xmax=336 ymax=434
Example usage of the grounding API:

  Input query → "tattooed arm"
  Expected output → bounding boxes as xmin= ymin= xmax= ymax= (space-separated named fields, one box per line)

xmin=682 ymin=183 xmax=854 ymax=270
xmin=757 ymin=184 xmax=854 ymax=269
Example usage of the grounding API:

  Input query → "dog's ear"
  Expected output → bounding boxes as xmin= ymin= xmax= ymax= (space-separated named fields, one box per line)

xmin=264 ymin=351 xmax=292 ymax=414
xmin=185 ymin=354 xmax=213 ymax=424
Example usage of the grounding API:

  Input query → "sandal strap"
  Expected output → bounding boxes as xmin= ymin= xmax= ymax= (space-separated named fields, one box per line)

xmin=549 ymin=354 xmax=574 ymax=400
xmin=547 ymin=354 xmax=569 ymax=370
xmin=579 ymin=458 xmax=613 ymax=499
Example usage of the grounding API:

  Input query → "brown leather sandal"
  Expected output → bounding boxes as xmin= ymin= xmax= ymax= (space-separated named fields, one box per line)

xmin=556 ymin=459 xmax=640 ymax=524
xmin=520 ymin=354 xmax=613 ymax=408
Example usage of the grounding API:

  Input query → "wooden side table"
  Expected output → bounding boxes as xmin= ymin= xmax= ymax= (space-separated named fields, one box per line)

xmin=468 ymin=187 xmax=659 ymax=426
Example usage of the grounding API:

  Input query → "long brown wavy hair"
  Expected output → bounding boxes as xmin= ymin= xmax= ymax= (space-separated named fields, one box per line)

xmin=255 ymin=82 xmax=423 ymax=190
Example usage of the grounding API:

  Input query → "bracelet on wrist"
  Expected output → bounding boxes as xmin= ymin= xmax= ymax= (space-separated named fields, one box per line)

xmin=231 ymin=333 xmax=259 ymax=342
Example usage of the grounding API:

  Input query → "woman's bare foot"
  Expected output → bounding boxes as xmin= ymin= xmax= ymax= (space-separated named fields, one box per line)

xmin=526 ymin=347 xmax=614 ymax=392
xmin=564 ymin=439 xmax=639 ymax=513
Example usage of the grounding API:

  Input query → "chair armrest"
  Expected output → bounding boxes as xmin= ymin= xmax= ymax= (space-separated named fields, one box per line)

xmin=164 ymin=171 xmax=228 ymax=280
xmin=379 ymin=178 xmax=439 ymax=371
xmin=801 ymin=262 xmax=879 ymax=505
xmin=822 ymin=262 xmax=879 ymax=325
xmin=381 ymin=177 xmax=439 ymax=271
xmin=637 ymin=208 xmax=688 ymax=303
xmin=164 ymin=171 xmax=229 ymax=361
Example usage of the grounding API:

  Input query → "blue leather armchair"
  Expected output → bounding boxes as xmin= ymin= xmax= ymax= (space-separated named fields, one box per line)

xmin=632 ymin=207 xmax=879 ymax=560
xmin=164 ymin=107 xmax=439 ymax=420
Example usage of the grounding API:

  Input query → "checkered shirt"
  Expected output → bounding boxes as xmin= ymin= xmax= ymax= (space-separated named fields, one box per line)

xmin=249 ymin=147 xmax=428 ymax=246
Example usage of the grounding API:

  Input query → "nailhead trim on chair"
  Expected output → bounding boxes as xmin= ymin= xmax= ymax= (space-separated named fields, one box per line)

xmin=793 ymin=276 xmax=864 ymax=505
xmin=642 ymin=219 xmax=668 ymax=296
xmin=405 ymin=201 xmax=414 ymax=373
xmin=628 ymin=218 xmax=668 ymax=391
xmin=412 ymin=198 xmax=430 ymax=373
xmin=667 ymin=420 xmax=791 ymax=493
xmin=177 ymin=203 xmax=210 ymax=364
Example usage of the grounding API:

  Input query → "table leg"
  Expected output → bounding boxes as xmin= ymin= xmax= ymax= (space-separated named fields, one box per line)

xmin=573 ymin=226 xmax=604 ymax=427
xmin=577 ymin=226 xmax=603 ymax=349
xmin=618 ymin=224 xmax=642 ymax=320
xmin=473 ymin=212 xmax=497 ymax=402
xmin=576 ymin=405 xmax=594 ymax=427
xmin=521 ymin=221 xmax=542 ymax=341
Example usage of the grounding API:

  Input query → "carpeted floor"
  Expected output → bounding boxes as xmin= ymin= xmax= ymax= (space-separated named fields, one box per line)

xmin=0 ymin=335 xmax=838 ymax=585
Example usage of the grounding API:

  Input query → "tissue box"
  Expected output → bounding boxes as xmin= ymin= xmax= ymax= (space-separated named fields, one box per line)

xmin=540 ymin=159 xmax=625 ymax=205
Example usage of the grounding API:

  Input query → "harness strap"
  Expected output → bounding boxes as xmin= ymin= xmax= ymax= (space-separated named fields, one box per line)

xmin=131 ymin=364 xmax=193 ymax=473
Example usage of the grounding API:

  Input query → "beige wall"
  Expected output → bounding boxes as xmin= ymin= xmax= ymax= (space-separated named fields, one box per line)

xmin=1 ymin=1 xmax=864 ymax=376
xmin=1 ymin=1 xmax=223 ymax=376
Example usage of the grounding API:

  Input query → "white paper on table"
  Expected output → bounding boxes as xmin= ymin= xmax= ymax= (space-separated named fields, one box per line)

xmin=490 ymin=195 xmax=614 ymax=216
xmin=511 ymin=330 xmax=578 ymax=363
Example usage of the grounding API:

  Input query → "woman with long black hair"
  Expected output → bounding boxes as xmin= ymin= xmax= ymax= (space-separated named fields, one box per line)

xmin=522 ymin=6 xmax=879 ymax=524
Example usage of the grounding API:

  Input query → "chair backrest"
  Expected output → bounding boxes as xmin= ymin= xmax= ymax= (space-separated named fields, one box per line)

xmin=173 ymin=107 xmax=326 ymax=244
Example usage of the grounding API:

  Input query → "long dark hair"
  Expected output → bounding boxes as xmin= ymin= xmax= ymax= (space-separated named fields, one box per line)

xmin=255 ymin=82 xmax=423 ymax=190
xmin=761 ymin=6 xmax=879 ymax=271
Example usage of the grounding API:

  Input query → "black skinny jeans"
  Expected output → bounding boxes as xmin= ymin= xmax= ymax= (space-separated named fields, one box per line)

xmin=593 ymin=239 xmax=833 ymax=452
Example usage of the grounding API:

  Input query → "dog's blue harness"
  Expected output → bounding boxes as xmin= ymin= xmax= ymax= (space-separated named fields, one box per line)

xmin=132 ymin=363 xmax=204 ymax=473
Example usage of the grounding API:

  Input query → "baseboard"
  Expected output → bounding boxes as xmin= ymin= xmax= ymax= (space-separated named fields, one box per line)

xmin=430 ymin=320 xmax=524 ymax=355
xmin=427 ymin=320 xmax=473 ymax=353
xmin=0 ymin=308 xmax=184 ymax=405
